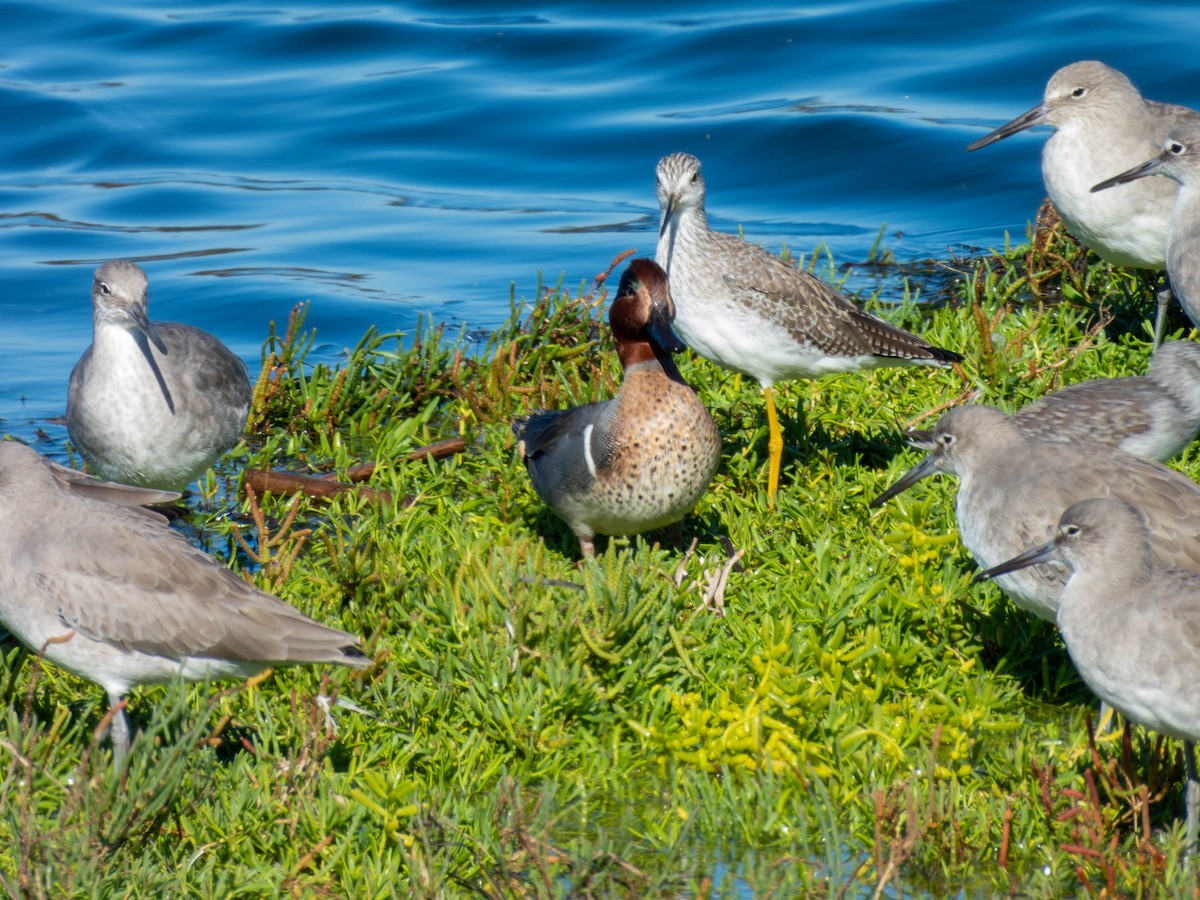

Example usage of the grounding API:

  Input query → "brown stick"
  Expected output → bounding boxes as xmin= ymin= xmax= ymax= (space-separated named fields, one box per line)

xmin=408 ymin=435 xmax=467 ymax=461
xmin=330 ymin=436 xmax=469 ymax=483
xmin=242 ymin=469 xmax=394 ymax=504
xmin=241 ymin=436 xmax=466 ymax=503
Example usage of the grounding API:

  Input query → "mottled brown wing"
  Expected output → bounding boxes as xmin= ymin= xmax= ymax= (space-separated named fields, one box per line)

xmin=710 ymin=230 xmax=958 ymax=362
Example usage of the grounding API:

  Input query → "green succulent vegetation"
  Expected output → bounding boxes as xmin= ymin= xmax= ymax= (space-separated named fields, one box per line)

xmin=4 ymin=207 xmax=1200 ymax=896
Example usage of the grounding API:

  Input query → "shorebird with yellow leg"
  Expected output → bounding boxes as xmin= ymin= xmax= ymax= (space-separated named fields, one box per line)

xmin=654 ymin=152 xmax=961 ymax=502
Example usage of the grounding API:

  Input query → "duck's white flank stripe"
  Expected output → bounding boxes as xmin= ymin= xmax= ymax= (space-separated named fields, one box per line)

xmin=582 ymin=423 xmax=597 ymax=477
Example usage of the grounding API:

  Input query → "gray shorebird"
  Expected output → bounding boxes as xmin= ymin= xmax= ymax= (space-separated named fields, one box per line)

xmin=512 ymin=258 xmax=721 ymax=558
xmin=654 ymin=152 xmax=960 ymax=500
xmin=0 ymin=441 xmax=369 ymax=763
xmin=967 ymin=61 xmax=1200 ymax=346
xmin=67 ymin=260 xmax=253 ymax=491
xmin=1014 ymin=340 xmax=1200 ymax=461
xmin=1093 ymin=121 xmax=1200 ymax=334
xmin=870 ymin=405 xmax=1200 ymax=621
xmin=975 ymin=498 xmax=1200 ymax=848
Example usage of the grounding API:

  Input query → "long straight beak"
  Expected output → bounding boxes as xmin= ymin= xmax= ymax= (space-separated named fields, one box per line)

xmin=658 ymin=195 xmax=676 ymax=239
xmin=127 ymin=305 xmax=169 ymax=355
xmin=971 ymin=539 xmax=1059 ymax=584
xmin=869 ymin=452 xmax=940 ymax=508
xmin=966 ymin=103 xmax=1047 ymax=152
xmin=1091 ymin=156 xmax=1164 ymax=193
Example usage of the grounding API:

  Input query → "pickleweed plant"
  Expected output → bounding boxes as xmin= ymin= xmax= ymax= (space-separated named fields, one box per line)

xmin=5 ymin=237 xmax=1200 ymax=896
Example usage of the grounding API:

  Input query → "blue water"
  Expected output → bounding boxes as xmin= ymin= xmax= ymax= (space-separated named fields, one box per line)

xmin=3 ymin=1 xmax=1200 ymax=448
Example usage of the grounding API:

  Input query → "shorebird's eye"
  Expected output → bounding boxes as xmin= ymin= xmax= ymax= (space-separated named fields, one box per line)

xmin=938 ymin=433 xmax=954 ymax=448
xmin=1062 ymin=524 xmax=1081 ymax=538
xmin=1169 ymin=141 xmax=1186 ymax=156
xmin=97 ymin=282 xmax=111 ymax=296
xmin=690 ymin=172 xmax=699 ymax=184
xmin=1071 ymin=86 xmax=1087 ymax=99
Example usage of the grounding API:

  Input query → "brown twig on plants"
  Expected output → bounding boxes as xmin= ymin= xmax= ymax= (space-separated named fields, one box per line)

xmin=242 ymin=469 xmax=393 ymax=504
xmin=326 ymin=436 xmax=468 ymax=483
xmin=583 ymin=248 xmax=638 ymax=304
xmin=872 ymin=726 xmax=942 ymax=899
xmin=900 ymin=386 xmax=981 ymax=431
xmin=999 ymin=802 xmax=1012 ymax=870
xmin=242 ymin=436 xmax=465 ymax=503
xmin=231 ymin=487 xmax=312 ymax=589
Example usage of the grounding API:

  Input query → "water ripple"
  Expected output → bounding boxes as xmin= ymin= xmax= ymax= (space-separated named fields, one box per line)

xmin=2 ymin=0 xmax=1199 ymax=439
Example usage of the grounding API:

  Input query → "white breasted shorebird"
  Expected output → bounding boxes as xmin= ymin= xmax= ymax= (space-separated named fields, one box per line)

xmin=513 ymin=258 xmax=721 ymax=558
xmin=0 ymin=440 xmax=369 ymax=763
xmin=1093 ymin=121 xmax=1200 ymax=335
xmin=654 ymin=152 xmax=960 ymax=500
xmin=967 ymin=61 xmax=1200 ymax=345
xmin=871 ymin=404 xmax=1200 ymax=621
xmin=975 ymin=498 xmax=1200 ymax=849
xmin=67 ymin=260 xmax=253 ymax=490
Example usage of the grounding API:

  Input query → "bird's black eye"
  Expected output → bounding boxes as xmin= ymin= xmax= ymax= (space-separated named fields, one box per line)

xmin=1071 ymin=86 xmax=1087 ymax=99
xmin=1169 ymin=141 xmax=1186 ymax=156
xmin=1062 ymin=524 xmax=1081 ymax=538
xmin=939 ymin=433 xmax=954 ymax=448
xmin=690 ymin=172 xmax=699 ymax=184
xmin=98 ymin=282 xmax=111 ymax=296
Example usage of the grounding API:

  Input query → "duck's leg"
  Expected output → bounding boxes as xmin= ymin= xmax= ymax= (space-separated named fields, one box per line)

xmin=763 ymin=385 xmax=783 ymax=502
xmin=575 ymin=526 xmax=597 ymax=559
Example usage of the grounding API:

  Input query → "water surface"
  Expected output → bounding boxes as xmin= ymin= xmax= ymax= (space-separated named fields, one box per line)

xmin=3 ymin=1 xmax=1199 ymax=448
